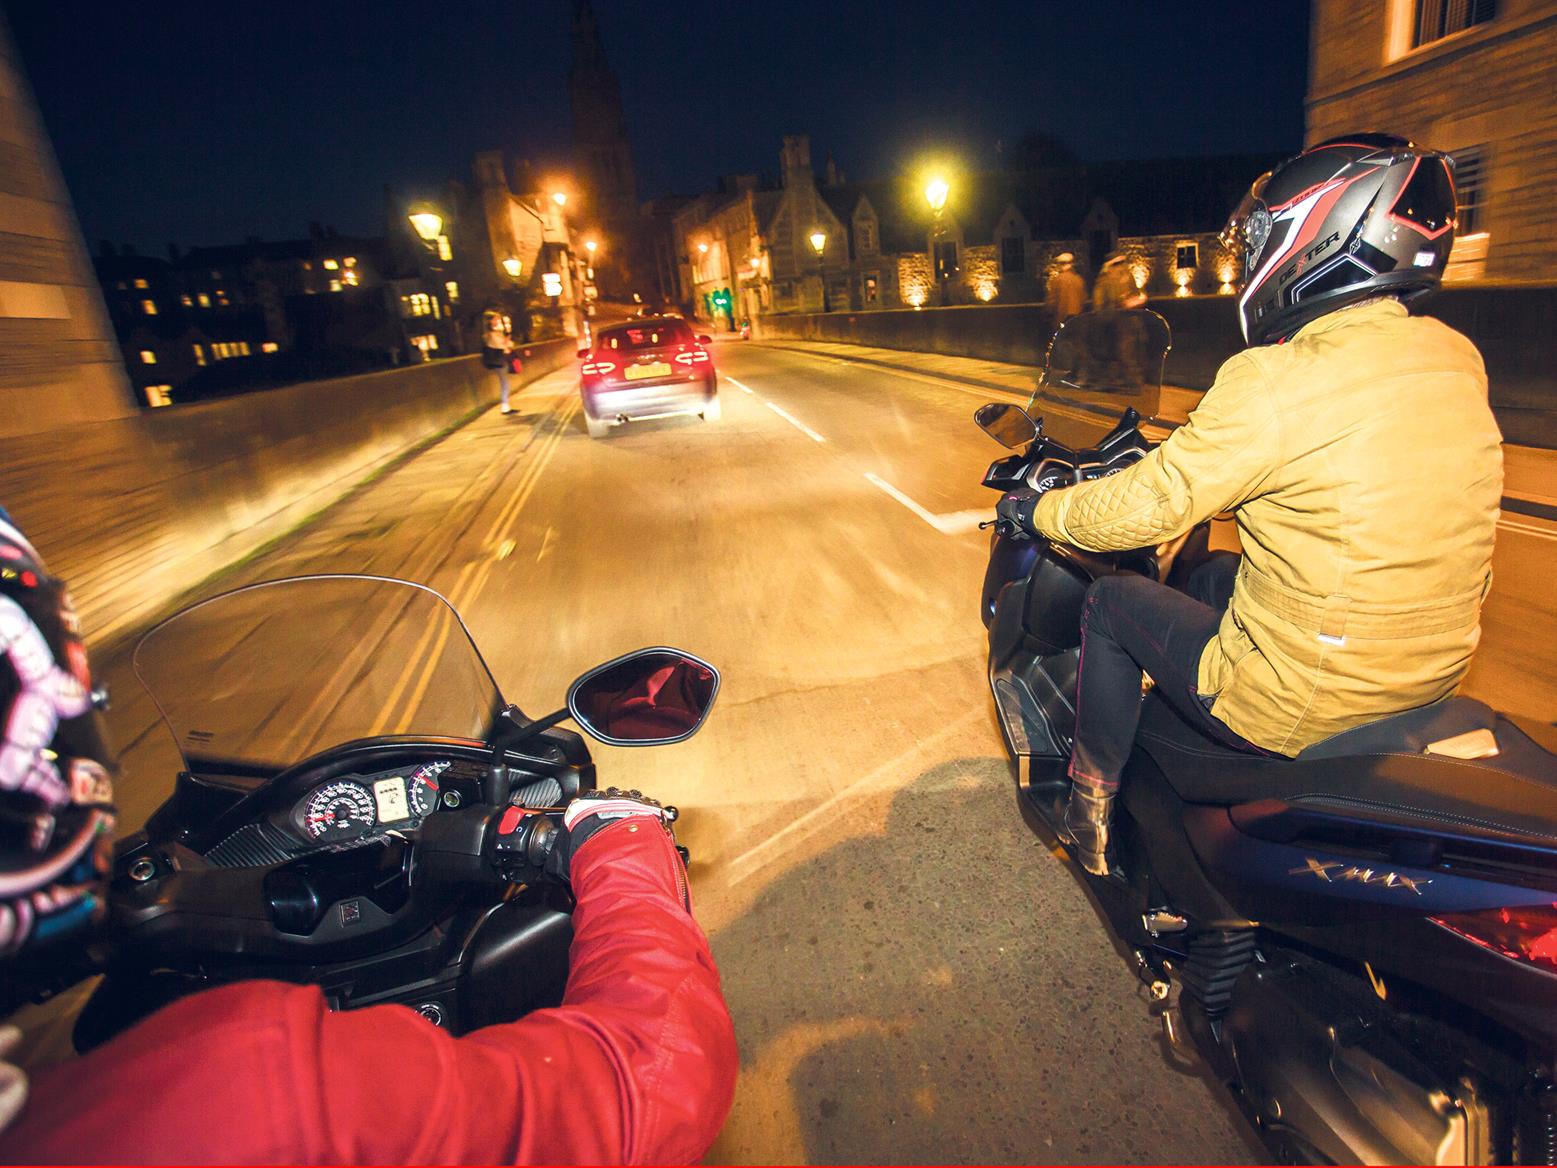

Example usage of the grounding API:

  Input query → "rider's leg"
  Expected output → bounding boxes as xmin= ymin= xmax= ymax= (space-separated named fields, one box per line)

xmin=1067 ymin=573 xmax=1224 ymax=874
xmin=1185 ymin=551 xmax=1240 ymax=612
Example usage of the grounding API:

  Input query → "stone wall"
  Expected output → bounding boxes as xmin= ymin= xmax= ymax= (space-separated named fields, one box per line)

xmin=0 ymin=340 xmax=574 ymax=647
xmin=0 ymin=11 xmax=136 ymax=437
xmin=1307 ymin=0 xmax=1557 ymax=281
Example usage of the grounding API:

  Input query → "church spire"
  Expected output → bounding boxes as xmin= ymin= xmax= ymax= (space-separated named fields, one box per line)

xmin=569 ymin=0 xmax=637 ymax=224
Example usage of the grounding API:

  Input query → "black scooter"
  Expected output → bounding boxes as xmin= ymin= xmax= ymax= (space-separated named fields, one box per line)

xmin=63 ymin=574 xmax=717 ymax=1050
xmin=976 ymin=310 xmax=1557 ymax=1164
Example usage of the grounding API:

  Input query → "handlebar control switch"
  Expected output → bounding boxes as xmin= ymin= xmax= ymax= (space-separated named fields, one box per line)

xmin=490 ymin=806 xmax=563 ymax=885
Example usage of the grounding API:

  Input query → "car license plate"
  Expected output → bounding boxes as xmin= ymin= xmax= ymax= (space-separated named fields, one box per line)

xmin=624 ymin=362 xmax=671 ymax=381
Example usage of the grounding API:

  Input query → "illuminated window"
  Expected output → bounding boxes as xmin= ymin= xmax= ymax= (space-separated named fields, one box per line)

xmin=344 ymin=256 xmax=356 ymax=268
xmin=139 ymin=349 xmax=157 ymax=365
xmin=210 ymin=270 xmax=221 ymax=280
xmin=1452 ymin=146 xmax=1488 ymax=233
xmin=143 ymin=385 xmax=172 ymax=408
xmin=323 ymin=259 xmax=339 ymax=271
xmin=197 ymin=293 xmax=211 ymax=308
xmin=329 ymin=279 xmax=342 ymax=292
xmin=444 ymin=280 xmax=460 ymax=303
xmin=1176 ymin=243 xmax=1199 ymax=270
xmin=239 ymin=342 xmax=251 ymax=356
xmin=342 ymin=269 xmax=360 ymax=286
xmin=141 ymin=298 xmax=158 ymax=315
xmin=133 ymin=278 xmax=149 ymax=289
xmin=1000 ymin=236 xmax=1025 ymax=275
xmin=437 ymin=235 xmax=453 ymax=262
xmin=216 ymin=291 xmax=229 ymax=306
xmin=181 ymin=294 xmax=193 ymax=307
xmin=1413 ymin=0 xmax=1494 ymax=47
xmin=303 ymin=261 xmax=313 ymax=271
xmin=193 ymin=344 xmax=206 ymax=366
xmin=400 ymin=293 xmax=433 ymax=318
xmin=411 ymin=333 xmax=439 ymax=353
xmin=261 ymin=341 xmax=279 ymax=353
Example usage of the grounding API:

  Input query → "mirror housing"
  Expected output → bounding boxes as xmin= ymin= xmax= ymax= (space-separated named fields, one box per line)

xmin=974 ymin=402 xmax=1038 ymax=449
xmin=696 ymin=334 xmax=713 ymax=344
xmin=576 ymin=348 xmax=591 ymax=359
xmin=567 ymin=648 xmax=720 ymax=747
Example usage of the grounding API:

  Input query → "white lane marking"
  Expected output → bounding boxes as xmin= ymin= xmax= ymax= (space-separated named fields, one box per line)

xmin=726 ymin=376 xmax=756 ymax=395
xmin=863 ymin=472 xmax=988 ymax=535
xmin=765 ymin=400 xmax=827 ymax=443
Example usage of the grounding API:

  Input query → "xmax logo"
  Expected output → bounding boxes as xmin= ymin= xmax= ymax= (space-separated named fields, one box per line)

xmin=1289 ymin=857 xmax=1432 ymax=895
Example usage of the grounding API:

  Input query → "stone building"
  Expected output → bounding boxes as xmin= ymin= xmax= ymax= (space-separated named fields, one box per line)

xmin=569 ymin=0 xmax=643 ymax=296
xmin=1307 ymin=0 xmax=1557 ymax=281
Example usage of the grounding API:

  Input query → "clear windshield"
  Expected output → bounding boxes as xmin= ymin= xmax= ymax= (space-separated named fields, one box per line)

xmin=133 ymin=576 xmax=504 ymax=773
xmin=1027 ymin=309 xmax=1170 ymax=447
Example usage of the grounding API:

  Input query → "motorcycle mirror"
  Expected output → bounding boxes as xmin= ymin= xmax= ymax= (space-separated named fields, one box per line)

xmin=567 ymin=647 xmax=720 ymax=747
xmin=697 ymin=334 xmax=713 ymax=344
xmin=974 ymin=402 xmax=1038 ymax=449
xmin=576 ymin=347 xmax=591 ymax=359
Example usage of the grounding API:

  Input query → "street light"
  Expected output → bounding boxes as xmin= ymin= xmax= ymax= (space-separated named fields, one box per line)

xmin=502 ymin=256 xmax=522 ymax=279
xmin=408 ymin=210 xmax=443 ymax=243
xmin=925 ymin=177 xmax=951 ymax=306
xmin=584 ymin=239 xmax=598 ymax=257
xmin=551 ymin=191 xmax=568 ymax=208
xmin=809 ymin=230 xmax=830 ymax=313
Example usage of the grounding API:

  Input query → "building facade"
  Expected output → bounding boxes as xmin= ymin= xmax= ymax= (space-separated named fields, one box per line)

xmin=1307 ymin=0 xmax=1557 ymax=281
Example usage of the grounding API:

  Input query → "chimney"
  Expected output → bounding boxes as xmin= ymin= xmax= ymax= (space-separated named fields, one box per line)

xmin=780 ymin=135 xmax=813 ymax=188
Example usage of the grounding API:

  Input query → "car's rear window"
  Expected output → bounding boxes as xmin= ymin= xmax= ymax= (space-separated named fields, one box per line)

xmin=599 ymin=322 xmax=694 ymax=351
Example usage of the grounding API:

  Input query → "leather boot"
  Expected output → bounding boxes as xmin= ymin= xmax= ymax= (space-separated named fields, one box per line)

xmin=1063 ymin=783 xmax=1116 ymax=877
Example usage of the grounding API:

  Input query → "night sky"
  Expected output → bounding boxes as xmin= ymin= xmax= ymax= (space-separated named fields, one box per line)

xmin=7 ymin=0 xmax=1311 ymax=251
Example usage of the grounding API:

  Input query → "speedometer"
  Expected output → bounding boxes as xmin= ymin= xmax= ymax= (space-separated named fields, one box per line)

xmin=409 ymin=761 xmax=451 ymax=818
xmin=302 ymin=781 xmax=376 ymax=842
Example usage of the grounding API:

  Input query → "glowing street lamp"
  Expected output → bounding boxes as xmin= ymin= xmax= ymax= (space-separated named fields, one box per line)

xmin=697 ymin=241 xmax=709 ymax=255
xmin=408 ymin=210 xmax=443 ymax=244
xmin=501 ymin=256 xmax=522 ymax=280
xmin=809 ymin=230 xmax=830 ymax=313
xmin=584 ymin=239 xmax=598 ymax=257
xmin=551 ymin=191 xmax=568 ymax=208
xmin=924 ymin=177 xmax=949 ymax=213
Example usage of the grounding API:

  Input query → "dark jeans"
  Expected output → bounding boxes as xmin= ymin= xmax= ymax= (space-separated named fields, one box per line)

xmin=1071 ymin=553 xmax=1269 ymax=790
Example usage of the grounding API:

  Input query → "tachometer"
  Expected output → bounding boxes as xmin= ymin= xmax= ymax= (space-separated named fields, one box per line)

xmin=409 ymin=761 xmax=451 ymax=818
xmin=302 ymin=781 xmax=377 ymax=842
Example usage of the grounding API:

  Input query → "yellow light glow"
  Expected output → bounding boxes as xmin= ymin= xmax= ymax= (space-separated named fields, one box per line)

xmin=408 ymin=211 xmax=443 ymax=242
xmin=1174 ymin=285 xmax=1191 ymax=297
xmin=551 ymin=191 xmax=568 ymax=207
xmin=585 ymin=239 xmax=598 ymax=255
xmin=1174 ymin=267 xmax=1193 ymax=287
xmin=502 ymin=257 xmax=522 ymax=278
xmin=344 ymin=257 xmax=356 ymax=267
xmin=925 ymin=177 xmax=950 ymax=212
xmin=1219 ymin=282 xmax=1236 ymax=295
xmin=975 ymin=281 xmax=997 ymax=301
xmin=697 ymin=242 xmax=709 ymax=254
xmin=1218 ymin=263 xmax=1237 ymax=285
xmin=542 ymin=272 xmax=563 ymax=297
xmin=906 ymin=289 xmax=926 ymax=307
xmin=322 ymin=259 xmax=339 ymax=270
xmin=809 ymin=231 xmax=827 ymax=255
xmin=1131 ymin=262 xmax=1151 ymax=290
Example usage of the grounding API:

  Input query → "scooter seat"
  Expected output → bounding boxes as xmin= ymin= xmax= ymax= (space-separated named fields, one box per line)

xmin=1135 ymin=694 xmax=1557 ymax=851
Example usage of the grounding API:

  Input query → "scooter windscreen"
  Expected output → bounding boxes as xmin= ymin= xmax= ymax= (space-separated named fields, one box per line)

xmin=133 ymin=575 xmax=505 ymax=773
xmin=1027 ymin=309 xmax=1169 ymax=446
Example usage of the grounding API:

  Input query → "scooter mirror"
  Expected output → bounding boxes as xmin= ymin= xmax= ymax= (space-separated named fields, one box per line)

xmin=567 ymin=648 xmax=720 ymax=747
xmin=975 ymin=402 xmax=1038 ymax=449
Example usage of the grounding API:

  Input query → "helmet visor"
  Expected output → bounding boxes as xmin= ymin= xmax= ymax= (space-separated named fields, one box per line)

xmin=1220 ymin=172 xmax=1274 ymax=281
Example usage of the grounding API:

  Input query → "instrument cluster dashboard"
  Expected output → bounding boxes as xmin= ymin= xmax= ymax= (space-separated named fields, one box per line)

xmin=1028 ymin=447 xmax=1144 ymax=495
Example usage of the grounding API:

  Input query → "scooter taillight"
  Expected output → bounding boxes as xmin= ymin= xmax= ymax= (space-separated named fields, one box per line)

xmin=1430 ymin=902 xmax=1557 ymax=971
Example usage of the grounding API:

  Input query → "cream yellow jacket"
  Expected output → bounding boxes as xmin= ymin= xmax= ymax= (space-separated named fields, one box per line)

xmin=1033 ymin=299 xmax=1503 ymax=755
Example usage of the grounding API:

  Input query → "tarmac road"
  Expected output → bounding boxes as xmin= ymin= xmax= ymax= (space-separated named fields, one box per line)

xmin=23 ymin=335 xmax=1553 ymax=1162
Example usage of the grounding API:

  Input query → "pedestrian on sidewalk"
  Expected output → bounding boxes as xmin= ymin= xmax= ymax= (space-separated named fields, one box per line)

xmin=482 ymin=309 xmax=516 ymax=415
xmin=1093 ymin=253 xmax=1147 ymax=311
xmin=1047 ymin=253 xmax=1087 ymax=324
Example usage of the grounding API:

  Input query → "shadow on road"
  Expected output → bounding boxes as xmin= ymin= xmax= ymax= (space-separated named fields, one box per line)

xmin=707 ymin=755 xmax=1256 ymax=1165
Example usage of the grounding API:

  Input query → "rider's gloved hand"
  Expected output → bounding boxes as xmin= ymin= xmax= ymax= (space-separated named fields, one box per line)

xmin=995 ymin=487 xmax=1041 ymax=539
xmin=545 ymin=787 xmax=677 ymax=884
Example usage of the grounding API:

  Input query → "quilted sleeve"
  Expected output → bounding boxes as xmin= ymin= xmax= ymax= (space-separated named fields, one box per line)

xmin=1033 ymin=351 xmax=1282 ymax=551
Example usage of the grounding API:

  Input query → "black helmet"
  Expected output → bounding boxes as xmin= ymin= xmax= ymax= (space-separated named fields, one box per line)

xmin=1221 ymin=133 xmax=1458 ymax=345
xmin=0 ymin=512 xmax=115 ymax=1007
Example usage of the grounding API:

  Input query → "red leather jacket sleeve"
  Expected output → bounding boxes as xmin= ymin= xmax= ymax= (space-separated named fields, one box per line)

xmin=5 ymin=819 xmax=737 ymax=1165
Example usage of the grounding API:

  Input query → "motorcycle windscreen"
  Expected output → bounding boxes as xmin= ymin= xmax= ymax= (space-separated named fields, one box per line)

xmin=1027 ymin=309 xmax=1170 ymax=446
xmin=132 ymin=575 xmax=505 ymax=774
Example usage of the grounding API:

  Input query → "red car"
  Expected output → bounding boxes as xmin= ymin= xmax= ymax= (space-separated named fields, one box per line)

xmin=578 ymin=317 xmax=720 ymax=439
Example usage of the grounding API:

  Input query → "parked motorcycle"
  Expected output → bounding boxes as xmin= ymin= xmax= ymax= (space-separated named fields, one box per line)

xmin=67 ymin=574 xmax=718 ymax=1051
xmin=975 ymin=309 xmax=1557 ymax=1164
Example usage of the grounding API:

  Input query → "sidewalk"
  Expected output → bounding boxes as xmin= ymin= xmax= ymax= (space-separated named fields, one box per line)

xmin=757 ymin=338 xmax=1557 ymax=523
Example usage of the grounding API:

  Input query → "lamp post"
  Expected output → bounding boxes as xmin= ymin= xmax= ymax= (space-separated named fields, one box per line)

xmin=407 ymin=206 xmax=446 ymax=359
xmin=809 ymin=230 xmax=830 ymax=313
xmin=925 ymin=176 xmax=950 ymax=306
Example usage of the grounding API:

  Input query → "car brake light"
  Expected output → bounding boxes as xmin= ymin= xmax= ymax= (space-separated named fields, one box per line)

xmin=582 ymin=360 xmax=617 ymax=376
xmin=1431 ymin=902 xmax=1557 ymax=970
xmin=673 ymin=350 xmax=711 ymax=366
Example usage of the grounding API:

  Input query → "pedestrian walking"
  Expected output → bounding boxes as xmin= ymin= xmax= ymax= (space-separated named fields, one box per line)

xmin=483 ymin=309 xmax=516 ymax=415
xmin=1047 ymin=252 xmax=1087 ymax=323
xmin=1093 ymin=253 xmax=1147 ymax=311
